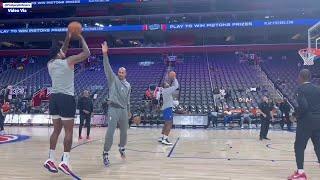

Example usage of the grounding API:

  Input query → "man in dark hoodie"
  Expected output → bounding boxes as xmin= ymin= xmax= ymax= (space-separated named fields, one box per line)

xmin=288 ymin=69 xmax=320 ymax=180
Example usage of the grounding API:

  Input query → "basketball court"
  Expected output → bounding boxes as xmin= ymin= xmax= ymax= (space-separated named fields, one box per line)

xmin=1 ymin=1 xmax=320 ymax=180
xmin=1 ymin=127 xmax=319 ymax=180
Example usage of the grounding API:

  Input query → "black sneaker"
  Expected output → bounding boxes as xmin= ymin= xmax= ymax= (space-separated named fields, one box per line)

xmin=103 ymin=151 xmax=110 ymax=167
xmin=119 ymin=148 xmax=126 ymax=160
xmin=161 ymin=138 xmax=173 ymax=146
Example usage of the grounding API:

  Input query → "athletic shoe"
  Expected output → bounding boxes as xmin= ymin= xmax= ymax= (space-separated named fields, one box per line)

xmin=43 ymin=159 xmax=58 ymax=173
xmin=249 ymin=124 xmax=252 ymax=128
xmin=162 ymin=138 xmax=173 ymax=146
xmin=86 ymin=136 xmax=91 ymax=141
xmin=241 ymin=126 xmax=244 ymax=129
xmin=119 ymin=148 xmax=126 ymax=160
xmin=158 ymin=137 xmax=163 ymax=142
xmin=103 ymin=151 xmax=110 ymax=167
xmin=287 ymin=171 xmax=307 ymax=180
xmin=58 ymin=162 xmax=71 ymax=175
xmin=0 ymin=130 xmax=5 ymax=135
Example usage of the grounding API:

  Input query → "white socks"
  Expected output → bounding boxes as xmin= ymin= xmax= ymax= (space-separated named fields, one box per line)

xmin=49 ymin=150 xmax=71 ymax=165
xmin=297 ymin=169 xmax=305 ymax=174
xmin=62 ymin=152 xmax=70 ymax=164
xmin=49 ymin=149 xmax=55 ymax=160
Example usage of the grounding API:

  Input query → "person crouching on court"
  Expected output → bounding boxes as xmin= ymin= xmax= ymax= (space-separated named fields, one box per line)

xmin=101 ymin=41 xmax=132 ymax=167
xmin=158 ymin=73 xmax=179 ymax=145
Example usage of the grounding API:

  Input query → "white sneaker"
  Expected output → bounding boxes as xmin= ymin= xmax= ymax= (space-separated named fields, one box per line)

xmin=43 ymin=159 xmax=58 ymax=173
xmin=58 ymin=162 xmax=71 ymax=175
xmin=249 ymin=124 xmax=252 ymax=128
xmin=161 ymin=138 xmax=173 ymax=146
xmin=158 ymin=137 xmax=163 ymax=142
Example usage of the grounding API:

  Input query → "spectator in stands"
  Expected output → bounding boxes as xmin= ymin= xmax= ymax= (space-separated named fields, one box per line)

xmin=78 ymin=90 xmax=93 ymax=140
xmin=251 ymin=107 xmax=257 ymax=117
xmin=241 ymin=109 xmax=253 ymax=129
xmin=144 ymin=84 xmax=161 ymax=112
xmin=213 ymin=87 xmax=220 ymax=102
xmin=213 ymin=87 xmax=220 ymax=95
xmin=279 ymin=98 xmax=292 ymax=131
xmin=208 ymin=106 xmax=219 ymax=127
xmin=223 ymin=108 xmax=233 ymax=127
xmin=26 ymin=100 xmax=32 ymax=114
xmin=225 ymin=88 xmax=232 ymax=102
xmin=220 ymin=88 xmax=226 ymax=100
xmin=4 ymin=85 xmax=13 ymax=102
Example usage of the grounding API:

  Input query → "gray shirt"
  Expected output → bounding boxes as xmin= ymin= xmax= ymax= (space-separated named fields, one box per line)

xmin=48 ymin=59 xmax=74 ymax=96
xmin=103 ymin=55 xmax=131 ymax=113
xmin=161 ymin=78 xmax=179 ymax=110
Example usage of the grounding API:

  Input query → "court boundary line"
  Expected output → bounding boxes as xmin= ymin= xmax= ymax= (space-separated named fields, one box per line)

xmin=167 ymin=137 xmax=180 ymax=157
xmin=71 ymin=138 xmax=102 ymax=150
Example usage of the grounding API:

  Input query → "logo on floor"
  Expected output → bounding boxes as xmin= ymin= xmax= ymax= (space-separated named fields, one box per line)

xmin=0 ymin=134 xmax=30 ymax=144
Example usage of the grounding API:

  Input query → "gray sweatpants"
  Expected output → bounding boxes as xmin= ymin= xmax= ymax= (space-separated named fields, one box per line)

xmin=103 ymin=106 xmax=129 ymax=152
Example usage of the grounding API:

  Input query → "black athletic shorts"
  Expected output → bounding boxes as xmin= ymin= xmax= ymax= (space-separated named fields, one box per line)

xmin=49 ymin=93 xmax=76 ymax=120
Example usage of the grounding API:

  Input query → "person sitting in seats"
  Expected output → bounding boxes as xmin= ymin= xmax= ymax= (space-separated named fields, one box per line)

xmin=241 ymin=109 xmax=253 ymax=129
xmin=144 ymin=84 xmax=161 ymax=113
xmin=223 ymin=108 xmax=233 ymax=127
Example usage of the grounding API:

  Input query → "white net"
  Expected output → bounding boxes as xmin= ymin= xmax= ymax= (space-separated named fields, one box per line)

xmin=302 ymin=21 xmax=320 ymax=65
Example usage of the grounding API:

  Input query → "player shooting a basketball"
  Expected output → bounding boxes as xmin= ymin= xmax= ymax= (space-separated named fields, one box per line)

xmin=44 ymin=22 xmax=90 ymax=178
xmin=158 ymin=72 xmax=179 ymax=145
xmin=101 ymin=41 xmax=132 ymax=167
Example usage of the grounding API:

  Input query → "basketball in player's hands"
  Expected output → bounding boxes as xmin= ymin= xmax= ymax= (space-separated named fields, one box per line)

xmin=68 ymin=21 xmax=82 ymax=36
xmin=169 ymin=71 xmax=176 ymax=79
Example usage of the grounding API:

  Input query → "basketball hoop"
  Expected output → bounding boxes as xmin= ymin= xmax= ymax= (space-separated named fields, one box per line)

xmin=299 ymin=48 xmax=318 ymax=66
xmin=301 ymin=21 xmax=320 ymax=65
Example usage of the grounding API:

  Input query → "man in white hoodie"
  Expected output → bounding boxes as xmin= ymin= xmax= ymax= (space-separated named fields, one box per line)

xmin=158 ymin=72 xmax=179 ymax=145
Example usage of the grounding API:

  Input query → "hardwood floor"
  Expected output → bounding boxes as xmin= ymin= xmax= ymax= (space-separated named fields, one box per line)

xmin=0 ymin=127 xmax=319 ymax=180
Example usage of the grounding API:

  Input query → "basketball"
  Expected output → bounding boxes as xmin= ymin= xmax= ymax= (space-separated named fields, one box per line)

xmin=2 ymin=103 xmax=10 ymax=113
xmin=169 ymin=71 xmax=176 ymax=79
xmin=132 ymin=116 xmax=141 ymax=125
xmin=67 ymin=21 xmax=82 ymax=35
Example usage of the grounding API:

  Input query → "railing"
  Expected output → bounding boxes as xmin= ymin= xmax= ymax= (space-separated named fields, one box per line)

xmin=0 ymin=43 xmax=304 ymax=56
xmin=258 ymin=65 xmax=295 ymax=110
xmin=205 ymin=52 xmax=215 ymax=106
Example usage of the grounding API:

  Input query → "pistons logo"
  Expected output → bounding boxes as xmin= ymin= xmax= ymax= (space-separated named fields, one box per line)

xmin=0 ymin=134 xmax=30 ymax=144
